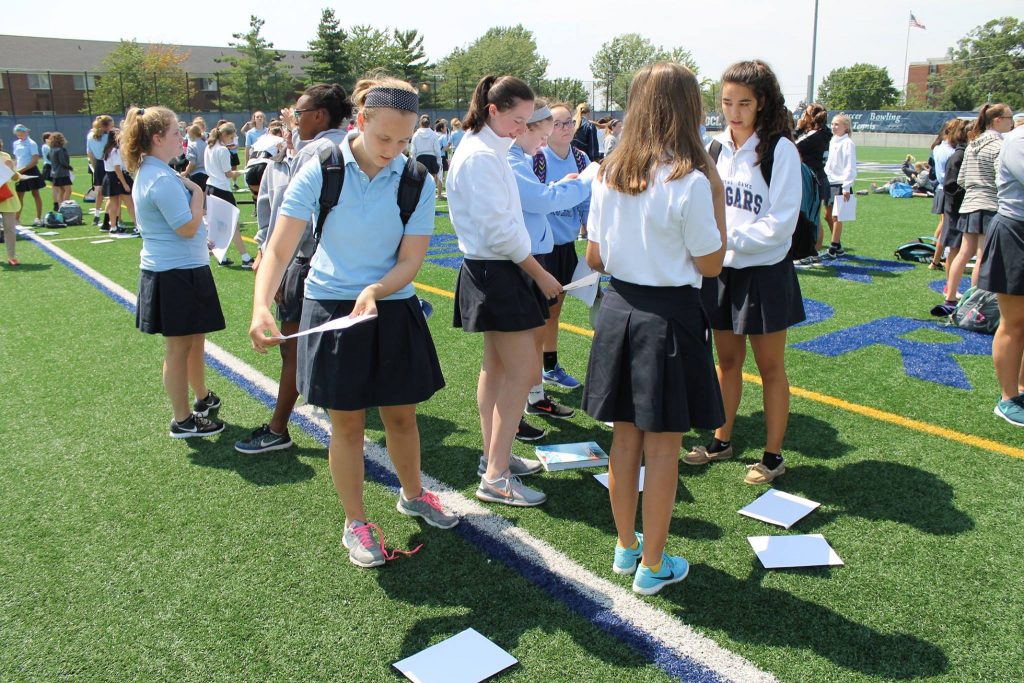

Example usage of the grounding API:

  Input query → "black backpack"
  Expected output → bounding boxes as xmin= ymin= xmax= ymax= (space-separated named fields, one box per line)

xmin=314 ymin=150 xmax=428 ymax=245
xmin=709 ymin=135 xmax=820 ymax=260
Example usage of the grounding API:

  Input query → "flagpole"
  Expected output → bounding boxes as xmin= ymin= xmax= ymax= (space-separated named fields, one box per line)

xmin=902 ymin=11 xmax=912 ymax=104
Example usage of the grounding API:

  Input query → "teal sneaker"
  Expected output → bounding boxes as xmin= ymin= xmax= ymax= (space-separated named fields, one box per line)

xmin=994 ymin=396 xmax=1024 ymax=427
xmin=612 ymin=532 xmax=644 ymax=575
xmin=632 ymin=553 xmax=690 ymax=596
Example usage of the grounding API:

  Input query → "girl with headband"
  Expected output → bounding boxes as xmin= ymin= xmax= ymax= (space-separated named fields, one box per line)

xmin=249 ymin=76 xmax=457 ymax=569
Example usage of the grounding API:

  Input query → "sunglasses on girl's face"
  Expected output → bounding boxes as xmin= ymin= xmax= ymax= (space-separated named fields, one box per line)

xmin=553 ymin=119 xmax=574 ymax=130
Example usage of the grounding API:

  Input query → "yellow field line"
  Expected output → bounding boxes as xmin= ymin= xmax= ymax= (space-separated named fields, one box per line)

xmin=412 ymin=281 xmax=1024 ymax=460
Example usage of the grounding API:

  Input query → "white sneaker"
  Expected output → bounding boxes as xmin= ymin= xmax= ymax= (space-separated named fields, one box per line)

xmin=476 ymin=473 xmax=547 ymax=507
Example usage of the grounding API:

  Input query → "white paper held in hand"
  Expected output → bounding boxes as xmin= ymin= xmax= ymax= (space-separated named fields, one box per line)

xmin=748 ymin=534 xmax=843 ymax=569
xmin=392 ymin=628 xmax=518 ymax=683
xmin=833 ymin=194 xmax=857 ymax=222
xmin=578 ymin=161 xmax=601 ymax=182
xmin=205 ymin=194 xmax=238 ymax=263
xmin=563 ymin=271 xmax=600 ymax=292
xmin=276 ymin=312 xmax=377 ymax=340
xmin=565 ymin=259 xmax=600 ymax=307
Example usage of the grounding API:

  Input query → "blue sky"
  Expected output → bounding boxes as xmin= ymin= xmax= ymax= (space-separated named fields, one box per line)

xmin=5 ymin=0 xmax=1017 ymax=107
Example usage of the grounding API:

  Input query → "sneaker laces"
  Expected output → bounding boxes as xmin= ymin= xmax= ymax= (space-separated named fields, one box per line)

xmin=411 ymin=490 xmax=445 ymax=515
xmin=352 ymin=522 xmax=422 ymax=562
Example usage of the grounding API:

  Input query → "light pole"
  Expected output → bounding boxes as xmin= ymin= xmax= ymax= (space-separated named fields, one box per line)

xmin=808 ymin=0 xmax=820 ymax=104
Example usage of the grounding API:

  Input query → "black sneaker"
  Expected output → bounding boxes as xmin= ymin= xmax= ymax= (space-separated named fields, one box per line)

xmin=217 ymin=258 xmax=233 ymax=267
xmin=234 ymin=424 xmax=293 ymax=454
xmin=240 ymin=258 xmax=254 ymax=270
xmin=526 ymin=396 xmax=575 ymax=419
xmin=169 ymin=413 xmax=225 ymax=439
xmin=515 ymin=418 xmax=547 ymax=442
xmin=193 ymin=390 xmax=222 ymax=417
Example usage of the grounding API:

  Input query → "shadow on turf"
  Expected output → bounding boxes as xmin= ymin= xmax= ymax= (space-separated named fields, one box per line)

xmin=184 ymin=424 xmax=318 ymax=486
xmin=666 ymin=563 xmax=949 ymax=679
xmin=0 ymin=262 xmax=52 ymax=272
xmin=693 ymin=410 xmax=853 ymax=461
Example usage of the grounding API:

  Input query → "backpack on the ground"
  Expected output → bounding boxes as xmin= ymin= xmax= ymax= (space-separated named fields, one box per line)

xmin=889 ymin=182 xmax=913 ymax=198
xmin=43 ymin=211 xmax=66 ymax=228
xmin=708 ymin=135 xmax=820 ymax=260
xmin=58 ymin=200 xmax=84 ymax=225
xmin=532 ymin=146 xmax=589 ymax=183
xmin=894 ymin=241 xmax=936 ymax=263
xmin=313 ymin=150 xmax=428 ymax=245
xmin=950 ymin=286 xmax=1000 ymax=334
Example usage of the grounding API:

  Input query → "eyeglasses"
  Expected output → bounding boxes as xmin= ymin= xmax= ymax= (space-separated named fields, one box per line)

xmin=553 ymin=120 xmax=574 ymax=130
xmin=292 ymin=108 xmax=320 ymax=120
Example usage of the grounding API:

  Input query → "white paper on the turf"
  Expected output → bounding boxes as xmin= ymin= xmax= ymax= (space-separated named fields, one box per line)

xmin=37 ymin=231 xmax=60 ymax=236
xmin=739 ymin=488 xmax=819 ymax=529
xmin=578 ymin=162 xmax=601 ymax=182
xmin=563 ymin=271 xmax=600 ymax=292
xmin=0 ymin=164 xmax=13 ymax=186
xmin=565 ymin=259 xmax=599 ymax=307
xmin=276 ymin=312 xmax=377 ymax=340
xmin=392 ymin=628 xmax=518 ymax=683
xmin=91 ymin=239 xmax=114 ymax=244
xmin=109 ymin=232 xmax=139 ymax=239
xmin=833 ymin=194 xmax=857 ymax=221
xmin=205 ymin=194 xmax=238 ymax=263
xmin=594 ymin=466 xmax=645 ymax=492
xmin=748 ymin=534 xmax=843 ymax=569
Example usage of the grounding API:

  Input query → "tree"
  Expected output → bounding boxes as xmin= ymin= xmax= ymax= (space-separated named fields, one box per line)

xmin=537 ymin=78 xmax=591 ymax=108
xmin=435 ymin=26 xmax=549 ymax=108
xmin=816 ymin=63 xmax=898 ymax=110
xmin=304 ymin=8 xmax=351 ymax=88
xmin=935 ymin=17 xmax=1024 ymax=110
xmin=393 ymin=29 xmax=430 ymax=84
xmin=345 ymin=25 xmax=402 ymax=81
xmin=84 ymin=40 xmax=189 ymax=114
xmin=217 ymin=15 xmax=298 ymax=112
xmin=589 ymin=34 xmax=700 ymax=110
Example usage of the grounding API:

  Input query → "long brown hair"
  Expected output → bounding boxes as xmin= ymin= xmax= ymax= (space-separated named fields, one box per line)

xmin=120 ymin=107 xmax=176 ymax=173
xmin=599 ymin=61 xmax=708 ymax=196
xmin=945 ymin=118 xmax=969 ymax=147
xmin=463 ymin=75 xmax=534 ymax=134
xmin=721 ymin=60 xmax=793 ymax=166
xmin=969 ymin=103 xmax=1011 ymax=140
xmin=797 ymin=103 xmax=827 ymax=133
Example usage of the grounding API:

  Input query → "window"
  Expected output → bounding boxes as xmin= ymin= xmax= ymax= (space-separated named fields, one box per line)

xmin=928 ymin=64 xmax=938 ymax=75
xmin=73 ymin=74 xmax=98 ymax=91
xmin=197 ymin=78 xmax=218 ymax=92
xmin=32 ymin=110 xmax=55 ymax=116
xmin=27 ymin=74 xmax=50 ymax=90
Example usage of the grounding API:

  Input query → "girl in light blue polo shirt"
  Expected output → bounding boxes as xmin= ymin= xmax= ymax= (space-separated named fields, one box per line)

xmin=249 ymin=76 xmax=458 ymax=569
xmin=123 ymin=106 xmax=226 ymax=440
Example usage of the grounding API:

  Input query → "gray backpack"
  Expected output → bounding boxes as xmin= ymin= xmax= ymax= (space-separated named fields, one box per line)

xmin=950 ymin=287 xmax=1000 ymax=334
xmin=58 ymin=200 xmax=84 ymax=226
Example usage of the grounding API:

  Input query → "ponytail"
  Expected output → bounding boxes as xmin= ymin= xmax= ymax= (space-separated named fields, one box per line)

xmin=463 ymin=75 xmax=534 ymax=134
xmin=969 ymin=103 xmax=1011 ymax=140
xmin=208 ymin=122 xmax=236 ymax=147
xmin=120 ymin=106 xmax=176 ymax=173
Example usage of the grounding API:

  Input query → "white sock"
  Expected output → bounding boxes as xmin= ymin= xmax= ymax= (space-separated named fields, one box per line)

xmin=527 ymin=384 xmax=545 ymax=405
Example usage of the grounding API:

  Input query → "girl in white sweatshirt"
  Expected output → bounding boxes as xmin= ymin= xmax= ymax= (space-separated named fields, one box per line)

xmin=686 ymin=59 xmax=806 ymax=485
xmin=823 ymin=114 xmax=857 ymax=258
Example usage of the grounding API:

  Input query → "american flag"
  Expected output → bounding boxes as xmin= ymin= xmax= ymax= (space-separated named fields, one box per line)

xmin=909 ymin=13 xmax=926 ymax=30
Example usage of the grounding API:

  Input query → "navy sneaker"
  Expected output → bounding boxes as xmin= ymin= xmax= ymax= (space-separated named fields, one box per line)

xmin=542 ymin=364 xmax=581 ymax=390
xmin=235 ymin=424 xmax=293 ymax=454
xmin=169 ymin=413 xmax=225 ymax=439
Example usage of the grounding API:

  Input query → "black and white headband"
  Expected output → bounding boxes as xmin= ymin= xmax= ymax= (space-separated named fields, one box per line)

xmin=365 ymin=87 xmax=419 ymax=114
xmin=528 ymin=106 xmax=552 ymax=124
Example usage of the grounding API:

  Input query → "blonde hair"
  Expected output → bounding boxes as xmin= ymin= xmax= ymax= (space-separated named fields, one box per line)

xmin=600 ymin=62 xmax=707 ymax=196
xmin=351 ymin=76 xmax=417 ymax=120
xmin=451 ymin=118 xmax=462 ymax=131
xmin=573 ymin=102 xmax=591 ymax=133
xmin=207 ymin=122 xmax=236 ymax=146
xmin=832 ymin=113 xmax=852 ymax=136
xmin=120 ymin=107 xmax=176 ymax=173
xmin=187 ymin=124 xmax=202 ymax=140
xmin=91 ymin=115 xmax=113 ymax=140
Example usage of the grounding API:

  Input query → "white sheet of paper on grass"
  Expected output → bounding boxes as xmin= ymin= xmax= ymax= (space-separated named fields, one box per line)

xmin=91 ymin=239 xmax=114 ymax=244
xmin=276 ymin=312 xmax=377 ymax=340
xmin=594 ymin=466 xmax=645 ymax=492
xmin=392 ymin=628 xmax=518 ymax=683
xmin=37 ymin=231 xmax=60 ymax=236
xmin=739 ymin=488 xmax=819 ymax=529
xmin=748 ymin=534 xmax=843 ymax=569
xmin=577 ymin=161 xmax=601 ymax=182
xmin=205 ymin=194 xmax=238 ymax=263
xmin=565 ymin=259 xmax=599 ymax=307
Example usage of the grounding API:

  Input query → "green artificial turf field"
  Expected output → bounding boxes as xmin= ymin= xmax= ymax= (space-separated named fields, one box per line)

xmin=2 ymin=148 xmax=1022 ymax=682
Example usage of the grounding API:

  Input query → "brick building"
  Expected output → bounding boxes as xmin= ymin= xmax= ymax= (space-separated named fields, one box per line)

xmin=906 ymin=57 xmax=952 ymax=107
xmin=0 ymin=34 xmax=307 ymax=116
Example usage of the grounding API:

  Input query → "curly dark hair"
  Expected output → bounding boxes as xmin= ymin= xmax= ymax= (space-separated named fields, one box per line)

xmin=721 ymin=60 xmax=793 ymax=166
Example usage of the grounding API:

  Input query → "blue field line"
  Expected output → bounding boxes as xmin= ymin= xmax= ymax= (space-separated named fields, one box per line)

xmin=29 ymin=235 xmax=753 ymax=683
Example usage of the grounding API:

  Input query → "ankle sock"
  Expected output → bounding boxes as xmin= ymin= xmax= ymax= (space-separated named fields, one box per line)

xmin=944 ymin=299 xmax=957 ymax=307
xmin=543 ymin=351 xmax=558 ymax=372
xmin=761 ymin=451 xmax=784 ymax=470
xmin=644 ymin=559 xmax=663 ymax=574
xmin=708 ymin=437 xmax=731 ymax=454
xmin=618 ymin=537 xmax=639 ymax=551
xmin=527 ymin=384 xmax=545 ymax=405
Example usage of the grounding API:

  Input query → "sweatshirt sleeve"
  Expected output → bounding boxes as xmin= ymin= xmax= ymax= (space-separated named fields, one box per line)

xmin=255 ymin=165 xmax=273 ymax=248
xmin=839 ymin=140 xmax=857 ymax=192
xmin=1000 ymin=133 xmax=1024 ymax=185
xmin=511 ymin=155 xmax=592 ymax=215
xmin=728 ymin=141 xmax=802 ymax=255
xmin=463 ymin=151 xmax=532 ymax=263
